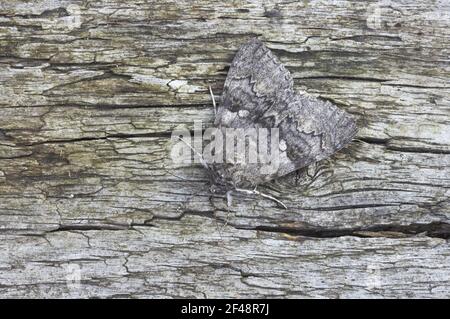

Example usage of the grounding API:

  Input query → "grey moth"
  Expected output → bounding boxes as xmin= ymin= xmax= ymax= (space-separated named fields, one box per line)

xmin=181 ymin=38 xmax=357 ymax=208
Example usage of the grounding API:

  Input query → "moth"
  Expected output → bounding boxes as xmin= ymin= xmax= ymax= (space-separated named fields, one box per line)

xmin=182 ymin=38 xmax=357 ymax=208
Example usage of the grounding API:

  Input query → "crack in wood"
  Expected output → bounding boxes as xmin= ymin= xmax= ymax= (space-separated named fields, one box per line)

xmin=249 ymin=221 xmax=450 ymax=239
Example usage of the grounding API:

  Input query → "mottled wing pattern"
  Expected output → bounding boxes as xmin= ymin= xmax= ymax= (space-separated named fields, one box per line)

xmin=215 ymin=38 xmax=357 ymax=187
xmin=275 ymin=94 xmax=358 ymax=177
xmin=215 ymin=38 xmax=293 ymax=128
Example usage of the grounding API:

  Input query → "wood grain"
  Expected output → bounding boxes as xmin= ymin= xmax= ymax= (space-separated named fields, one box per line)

xmin=0 ymin=0 xmax=449 ymax=298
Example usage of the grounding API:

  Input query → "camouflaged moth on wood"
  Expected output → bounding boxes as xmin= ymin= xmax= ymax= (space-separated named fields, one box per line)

xmin=188 ymin=38 xmax=357 ymax=208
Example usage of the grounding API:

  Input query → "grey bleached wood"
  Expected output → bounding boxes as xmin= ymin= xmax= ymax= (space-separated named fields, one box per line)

xmin=1 ymin=216 xmax=449 ymax=298
xmin=0 ymin=0 xmax=449 ymax=298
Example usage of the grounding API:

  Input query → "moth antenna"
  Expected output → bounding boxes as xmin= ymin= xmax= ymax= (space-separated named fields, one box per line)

xmin=354 ymin=138 xmax=377 ymax=147
xmin=161 ymin=167 xmax=190 ymax=181
xmin=209 ymin=85 xmax=217 ymax=116
xmin=235 ymin=187 xmax=287 ymax=209
xmin=177 ymin=136 xmax=209 ymax=170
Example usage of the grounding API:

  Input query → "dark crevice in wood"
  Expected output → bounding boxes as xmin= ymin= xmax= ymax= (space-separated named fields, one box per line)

xmin=295 ymin=75 xmax=389 ymax=83
xmin=49 ymin=222 xmax=155 ymax=233
xmin=385 ymin=83 xmax=449 ymax=90
xmin=386 ymin=145 xmax=450 ymax=155
xmin=0 ymin=102 xmax=212 ymax=109
xmin=42 ymin=217 xmax=450 ymax=240
xmin=358 ymin=137 xmax=450 ymax=154
xmin=23 ymin=132 xmax=173 ymax=146
xmin=357 ymin=136 xmax=388 ymax=145
xmin=249 ymin=222 xmax=450 ymax=239
xmin=118 ymin=209 xmax=450 ymax=240
xmin=13 ymin=132 xmax=447 ymax=156
xmin=330 ymin=35 xmax=403 ymax=42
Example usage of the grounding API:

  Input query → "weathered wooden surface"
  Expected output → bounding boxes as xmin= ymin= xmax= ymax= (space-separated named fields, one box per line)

xmin=0 ymin=0 xmax=449 ymax=298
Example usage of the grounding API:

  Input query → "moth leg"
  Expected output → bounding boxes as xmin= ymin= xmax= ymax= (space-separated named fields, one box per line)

xmin=177 ymin=136 xmax=209 ymax=169
xmin=226 ymin=190 xmax=233 ymax=207
xmin=235 ymin=187 xmax=287 ymax=209
xmin=257 ymin=191 xmax=287 ymax=210
xmin=209 ymin=85 xmax=217 ymax=116
xmin=218 ymin=204 xmax=232 ymax=236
